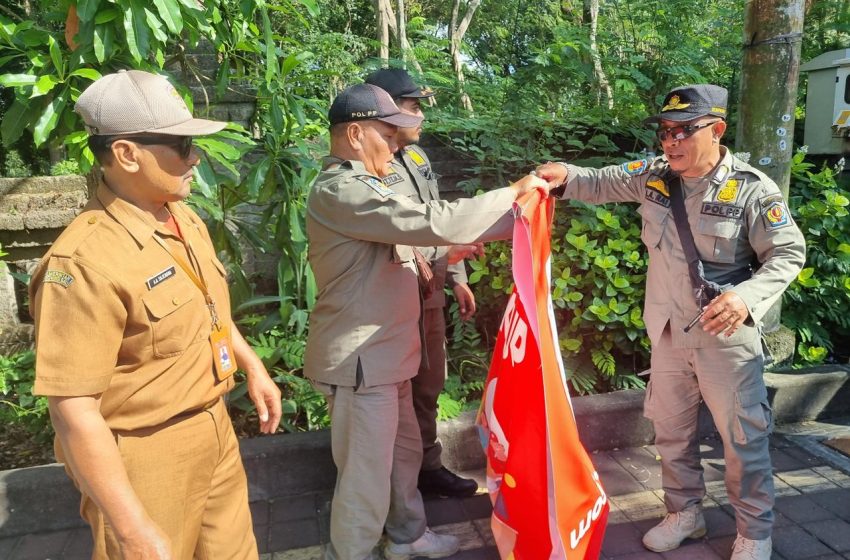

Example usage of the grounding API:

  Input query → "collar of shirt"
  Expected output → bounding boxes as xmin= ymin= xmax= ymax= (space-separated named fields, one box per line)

xmin=95 ymin=181 xmax=183 ymax=248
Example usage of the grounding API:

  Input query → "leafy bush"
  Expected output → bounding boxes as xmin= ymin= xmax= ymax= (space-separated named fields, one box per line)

xmin=783 ymin=150 xmax=850 ymax=364
xmin=0 ymin=349 xmax=53 ymax=444
xmin=49 ymin=158 xmax=80 ymax=176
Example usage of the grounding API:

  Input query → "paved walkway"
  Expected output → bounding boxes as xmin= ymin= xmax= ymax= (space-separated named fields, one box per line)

xmin=3 ymin=418 xmax=850 ymax=559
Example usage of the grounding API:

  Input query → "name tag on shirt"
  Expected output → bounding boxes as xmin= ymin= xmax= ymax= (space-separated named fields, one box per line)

xmin=146 ymin=266 xmax=176 ymax=290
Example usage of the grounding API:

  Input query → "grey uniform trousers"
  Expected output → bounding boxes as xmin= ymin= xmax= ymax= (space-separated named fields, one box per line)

xmin=313 ymin=379 xmax=428 ymax=560
xmin=645 ymin=325 xmax=775 ymax=540
xmin=412 ymin=307 xmax=448 ymax=471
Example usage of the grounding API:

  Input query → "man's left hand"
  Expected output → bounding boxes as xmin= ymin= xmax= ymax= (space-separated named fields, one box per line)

xmin=453 ymin=283 xmax=477 ymax=321
xmin=701 ymin=291 xmax=750 ymax=337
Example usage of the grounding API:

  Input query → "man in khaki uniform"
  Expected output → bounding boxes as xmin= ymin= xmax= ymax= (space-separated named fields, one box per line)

xmin=537 ymin=85 xmax=805 ymax=560
xmin=30 ymin=70 xmax=282 ymax=560
xmin=305 ymin=83 xmax=549 ymax=560
xmin=364 ymin=68 xmax=479 ymax=498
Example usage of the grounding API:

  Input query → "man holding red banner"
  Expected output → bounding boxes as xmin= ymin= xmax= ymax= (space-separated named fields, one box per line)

xmin=537 ymin=84 xmax=805 ymax=560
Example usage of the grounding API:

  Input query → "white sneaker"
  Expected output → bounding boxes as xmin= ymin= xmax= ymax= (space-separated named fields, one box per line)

xmin=642 ymin=504 xmax=707 ymax=552
xmin=731 ymin=535 xmax=772 ymax=560
xmin=384 ymin=528 xmax=460 ymax=560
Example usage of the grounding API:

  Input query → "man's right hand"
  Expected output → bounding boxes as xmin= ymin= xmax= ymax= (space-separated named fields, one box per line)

xmin=118 ymin=520 xmax=173 ymax=559
xmin=510 ymin=173 xmax=551 ymax=197
xmin=534 ymin=162 xmax=569 ymax=186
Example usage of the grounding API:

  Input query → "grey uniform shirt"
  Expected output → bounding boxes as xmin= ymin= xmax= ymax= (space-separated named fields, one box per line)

xmin=305 ymin=158 xmax=514 ymax=387
xmin=563 ymin=148 xmax=806 ymax=349
xmin=385 ymin=145 xmax=468 ymax=310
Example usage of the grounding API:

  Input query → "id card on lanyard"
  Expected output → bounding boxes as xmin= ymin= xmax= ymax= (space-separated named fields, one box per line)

xmin=153 ymin=234 xmax=238 ymax=381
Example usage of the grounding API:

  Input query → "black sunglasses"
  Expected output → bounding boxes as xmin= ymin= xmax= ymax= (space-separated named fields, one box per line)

xmin=656 ymin=121 xmax=720 ymax=143
xmin=108 ymin=135 xmax=194 ymax=159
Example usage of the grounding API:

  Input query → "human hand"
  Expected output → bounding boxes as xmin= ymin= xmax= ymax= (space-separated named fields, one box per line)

xmin=247 ymin=366 xmax=283 ymax=434
xmin=700 ymin=291 xmax=750 ymax=337
xmin=118 ymin=520 xmax=172 ymax=560
xmin=534 ymin=161 xmax=569 ymax=187
xmin=510 ymin=173 xmax=551 ymax=197
xmin=446 ymin=242 xmax=484 ymax=264
xmin=453 ymin=283 xmax=477 ymax=321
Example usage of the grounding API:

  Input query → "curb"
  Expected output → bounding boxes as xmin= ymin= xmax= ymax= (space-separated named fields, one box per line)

xmin=1 ymin=365 xmax=849 ymax=539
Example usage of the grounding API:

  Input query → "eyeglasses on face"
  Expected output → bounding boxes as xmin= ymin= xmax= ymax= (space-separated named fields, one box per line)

xmin=656 ymin=121 xmax=720 ymax=143
xmin=108 ymin=135 xmax=194 ymax=159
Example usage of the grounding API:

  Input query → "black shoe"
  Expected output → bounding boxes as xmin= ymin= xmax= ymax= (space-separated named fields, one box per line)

xmin=418 ymin=466 xmax=479 ymax=498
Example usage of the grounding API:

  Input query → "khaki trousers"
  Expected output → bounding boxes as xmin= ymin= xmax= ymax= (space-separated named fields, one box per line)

xmin=313 ymin=379 xmax=427 ymax=560
xmin=80 ymin=398 xmax=257 ymax=559
xmin=645 ymin=326 xmax=774 ymax=540
xmin=412 ymin=307 xmax=448 ymax=471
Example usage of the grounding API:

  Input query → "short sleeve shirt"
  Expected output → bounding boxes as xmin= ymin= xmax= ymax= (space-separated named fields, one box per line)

xmin=30 ymin=183 xmax=234 ymax=431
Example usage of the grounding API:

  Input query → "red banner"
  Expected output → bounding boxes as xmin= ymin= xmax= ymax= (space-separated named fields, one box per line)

xmin=476 ymin=190 xmax=608 ymax=559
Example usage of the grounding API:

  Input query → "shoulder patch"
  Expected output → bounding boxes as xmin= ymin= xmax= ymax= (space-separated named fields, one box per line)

xmin=43 ymin=270 xmax=74 ymax=288
xmin=623 ymin=159 xmax=649 ymax=176
xmin=759 ymin=194 xmax=791 ymax=230
xmin=355 ymin=175 xmax=395 ymax=197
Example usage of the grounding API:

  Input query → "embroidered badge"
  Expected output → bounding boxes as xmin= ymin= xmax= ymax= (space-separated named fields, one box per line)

xmin=716 ymin=179 xmax=739 ymax=203
xmin=43 ymin=270 xmax=74 ymax=288
xmin=645 ymin=188 xmax=671 ymax=208
xmin=146 ymin=266 xmax=177 ymax=290
xmin=356 ymin=175 xmax=395 ymax=197
xmin=406 ymin=148 xmax=426 ymax=167
xmin=623 ymin=159 xmax=648 ymax=175
xmin=383 ymin=172 xmax=405 ymax=186
xmin=701 ymin=202 xmax=744 ymax=220
xmin=646 ymin=178 xmax=670 ymax=197
xmin=761 ymin=196 xmax=790 ymax=230
xmin=662 ymin=95 xmax=690 ymax=112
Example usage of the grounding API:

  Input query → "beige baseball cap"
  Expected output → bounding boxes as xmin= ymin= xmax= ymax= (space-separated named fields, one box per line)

xmin=75 ymin=69 xmax=227 ymax=136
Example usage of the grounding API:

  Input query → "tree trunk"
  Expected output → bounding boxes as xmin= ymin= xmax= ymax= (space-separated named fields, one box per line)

xmin=586 ymin=0 xmax=613 ymax=109
xmin=449 ymin=0 xmax=480 ymax=113
xmin=374 ymin=0 xmax=396 ymax=65
xmin=735 ymin=0 xmax=805 ymax=331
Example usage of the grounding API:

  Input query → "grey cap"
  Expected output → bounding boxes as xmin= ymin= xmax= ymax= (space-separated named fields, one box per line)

xmin=75 ymin=70 xmax=227 ymax=136
xmin=328 ymin=84 xmax=423 ymax=128
xmin=645 ymin=84 xmax=728 ymax=124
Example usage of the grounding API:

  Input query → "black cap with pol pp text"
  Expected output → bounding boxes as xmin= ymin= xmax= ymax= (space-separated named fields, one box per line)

xmin=328 ymin=84 xmax=423 ymax=128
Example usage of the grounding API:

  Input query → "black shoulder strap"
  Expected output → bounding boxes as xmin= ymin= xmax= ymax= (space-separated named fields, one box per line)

xmin=668 ymin=173 xmax=719 ymax=305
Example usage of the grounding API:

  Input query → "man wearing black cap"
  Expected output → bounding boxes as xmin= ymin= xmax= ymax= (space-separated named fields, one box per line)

xmin=364 ymin=68 xmax=480 ymax=499
xmin=305 ymin=83 xmax=549 ymax=560
xmin=536 ymin=84 xmax=805 ymax=560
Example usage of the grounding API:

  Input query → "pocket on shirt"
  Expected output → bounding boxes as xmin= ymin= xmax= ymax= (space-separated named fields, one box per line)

xmin=640 ymin=206 xmax=669 ymax=250
xmin=697 ymin=217 xmax=741 ymax=263
xmin=732 ymin=384 xmax=773 ymax=445
xmin=142 ymin=282 xmax=198 ymax=358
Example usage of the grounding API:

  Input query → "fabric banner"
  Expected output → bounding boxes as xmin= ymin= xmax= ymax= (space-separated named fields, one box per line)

xmin=476 ymin=190 xmax=608 ymax=559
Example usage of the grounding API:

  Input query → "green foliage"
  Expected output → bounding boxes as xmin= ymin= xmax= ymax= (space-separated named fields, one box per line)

xmin=0 ymin=349 xmax=53 ymax=444
xmin=782 ymin=150 xmax=850 ymax=365
xmin=2 ymin=149 xmax=31 ymax=178
xmin=49 ymin=158 xmax=80 ymax=175
xmin=438 ymin=292 xmax=490 ymax=420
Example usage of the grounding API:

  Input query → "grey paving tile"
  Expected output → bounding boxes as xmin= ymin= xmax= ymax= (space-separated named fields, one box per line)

xmin=774 ymin=494 xmax=835 ymax=524
xmin=780 ymin=444 xmax=827 ymax=468
xmin=703 ymin=505 xmax=737 ymax=537
xmin=270 ymin=546 xmax=324 ymax=559
xmin=270 ymin=493 xmax=318 ymax=523
xmin=0 ymin=537 xmax=19 ymax=559
xmin=608 ymin=549 xmax=667 ymax=559
xmin=610 ymin=447 xmax=663 ymax=491
xmin=10 ymin=530 xmax=71 ymax=560
xmin=60 ymin=528 xmax=92 ymax=559
xmin=705 ymin=534 xmax=736 ymax=558
xmin=772 ymin=525 xmax=835 ymax=559
xmin=251 ymin=499 xmax=271 ymax=526
xmin=269 ymin=517 xmax=321 ymax=551
xmin=424 ymin=496 xmax=467 ymax=526
xmin=445 ymin=545 xmax=500 ymax=559
xmin=600 ymin=521 xmax=646 ymax=557
xmin=771 ymin=447 xmax=815 ymax=472
xmin=459 ymin=494 xmax=492 ymax=520
xmin=599 ymin=463 xmax=653 ymax=496
xmin=802 ymin=518 xmax=850 ymax=552
xmin=660 ymin=540 xmax=723 ymax=559
xmin=808 ymin=488 xmax=850 ymax=520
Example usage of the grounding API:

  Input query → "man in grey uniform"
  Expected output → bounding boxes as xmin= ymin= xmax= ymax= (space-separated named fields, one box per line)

xmin=364 ymin=68 xmax=479 ymax=498
xmin=536 ymin=84 xmax=805 ymax=560
xmin=305 ymin=83 xmax=548 ymax=560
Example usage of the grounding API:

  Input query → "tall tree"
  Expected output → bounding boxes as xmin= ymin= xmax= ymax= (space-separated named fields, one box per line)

xmin=585 ymin=0 xmax=612 ymax=109
xmin=449 ymin=0 xmax=480 ymax=112
xmin=735 ymin=0 xmax=805 ymax=330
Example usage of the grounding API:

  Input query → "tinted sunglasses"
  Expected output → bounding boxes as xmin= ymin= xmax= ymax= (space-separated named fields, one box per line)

xmin=656 ymin=120 xmax=720 ymax=142
xmin=109 ymin=135 xmax=194 ymax=159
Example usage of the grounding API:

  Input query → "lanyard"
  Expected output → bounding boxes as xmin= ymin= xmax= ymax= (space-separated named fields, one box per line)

xmin=152 ymin=234 xmax=222 ymax=330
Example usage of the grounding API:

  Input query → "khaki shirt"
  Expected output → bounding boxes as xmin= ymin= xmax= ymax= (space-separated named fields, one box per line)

xmin=386 ymin=145 xmax=468 ymax=310
xmin=305 ymin=158 xmax=515 ymax=387
xmin=31 ymin=183 xmax=234 ymax=432
xmin=564 ymin=148 xmax=806 ymax=348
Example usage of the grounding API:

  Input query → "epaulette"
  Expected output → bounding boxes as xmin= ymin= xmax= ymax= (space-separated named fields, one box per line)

xmin=50 ymin=210 xmax=105 ymax=258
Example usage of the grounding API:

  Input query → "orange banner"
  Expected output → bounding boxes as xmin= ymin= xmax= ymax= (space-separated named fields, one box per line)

xmin=476 ymin=190 xmax=608 ymax=559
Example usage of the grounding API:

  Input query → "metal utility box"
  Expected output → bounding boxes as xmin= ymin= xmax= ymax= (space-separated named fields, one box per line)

xmin=800 ymin=49 xmax=850 ymax=155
